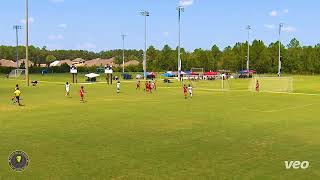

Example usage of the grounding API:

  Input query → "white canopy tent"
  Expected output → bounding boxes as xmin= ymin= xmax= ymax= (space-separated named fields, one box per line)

xmin=49 ymin=61 xmax=60 ymax=67
xmin=85 ymin=73 xmax=100 ymax=78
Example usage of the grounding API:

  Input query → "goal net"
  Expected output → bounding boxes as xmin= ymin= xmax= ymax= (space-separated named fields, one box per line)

xmin=190 ymin=68 xmax=204 ymax=80
xmin=9 ymin=69 xmax=25 ymax=78
xmin=191 ymin=68 xmax=204 ymax=75
xmin=249 ymin=77 xmax=293 ymax=93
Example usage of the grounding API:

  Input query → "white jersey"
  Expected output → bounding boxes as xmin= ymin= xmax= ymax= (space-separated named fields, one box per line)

xmin=188 ymin=86 xmax=193 ymax=93
xmin=116 ymin=83 xmax=120 ymax=89
xmin=65 ymin=84 xmax=70 ymax=92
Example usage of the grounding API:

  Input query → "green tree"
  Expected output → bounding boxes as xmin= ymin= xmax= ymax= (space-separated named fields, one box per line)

xmin=45 ymin=55 xmax=57 ymax=66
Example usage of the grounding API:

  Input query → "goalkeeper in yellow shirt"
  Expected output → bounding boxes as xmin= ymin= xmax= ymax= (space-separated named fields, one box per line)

xmin=12 ymin=87 xmax=22 ymax=106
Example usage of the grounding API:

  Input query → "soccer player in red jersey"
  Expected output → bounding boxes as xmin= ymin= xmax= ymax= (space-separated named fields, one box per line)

xmin=80 ymin=86 xmax=85 ymax=102
xmin=145 ymin=81 xmax=149 ymax=92
xmin=148 ymin=81 xmax=152 ymax=93
xmin=256 ymin=80 xmax=260 ymax=92
xmin=183 ymin=84 xmax=188 ymax=99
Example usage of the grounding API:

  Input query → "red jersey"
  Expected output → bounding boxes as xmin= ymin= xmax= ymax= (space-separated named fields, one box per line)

xmin=80 ymin=89 xmax=84 ymax=95
xmin=183 ymin=86 xmax=188 ymax=93
xmin=256 ymin=82 xmax=260 ymax=91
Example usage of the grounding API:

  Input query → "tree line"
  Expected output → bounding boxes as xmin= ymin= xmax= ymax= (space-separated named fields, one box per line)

xmin=1 ymin=38 xmax=320 ymax=74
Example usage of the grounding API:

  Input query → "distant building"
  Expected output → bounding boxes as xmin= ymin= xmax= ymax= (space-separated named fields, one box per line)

xmin=84 ymin=58 xmax=114 ymax=67
xmin=124 ymin=60 xmax=140 ymax=67
xmin=19 ymin=59 xmax=34 ymax=67
xmin=49 ymin=60 xmax=73 ymax=67
xmin=1 ymin=58 xmax=140 ymax=68
xmin=72 ymin=58 xmax=86 ymax=66
xmin=0 ymin=59 xmax=16 ymax=67
xmin=0 ymin=59 xmax=34 ymax=67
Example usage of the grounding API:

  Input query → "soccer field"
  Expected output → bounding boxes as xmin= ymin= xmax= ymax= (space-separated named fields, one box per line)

xmin=0 ymin=74 xmax=320 ymax=179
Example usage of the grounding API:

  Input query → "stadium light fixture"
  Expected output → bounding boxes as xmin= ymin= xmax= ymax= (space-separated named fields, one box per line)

xmin=140 ymin=10 xmax=150 ymax=80
xmin=246 ymin=25 xmax=251 ymax=71
xmin=177 ymin=5 xmax=184 ymax=81
xmin=13 ymin=25 xmax=22 ymax=69
xmin=278 ymin=23 xmax=284 ymax=77
xmin=121 ymin=34 xmax=127 ymax=74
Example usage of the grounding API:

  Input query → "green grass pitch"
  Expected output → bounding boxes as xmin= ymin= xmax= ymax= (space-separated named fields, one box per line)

xmin=0 ymin=74 xmax=320 ymax=179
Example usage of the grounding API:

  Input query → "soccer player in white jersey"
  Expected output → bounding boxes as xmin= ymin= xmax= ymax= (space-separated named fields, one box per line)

xmin=188 ymin=84 xmax=193 ymax=98
xmin=116 ymin=81 xmax=121 ymax=94
xmin=65 ymin=82 xmax=71 ymax=96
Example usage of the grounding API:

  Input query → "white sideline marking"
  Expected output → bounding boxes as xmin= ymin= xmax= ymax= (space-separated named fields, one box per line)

xmin=263 ymin=91 xmax=320 ymax=96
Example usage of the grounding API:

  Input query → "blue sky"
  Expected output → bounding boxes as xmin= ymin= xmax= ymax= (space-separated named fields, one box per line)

xmin=1 ymin=0 xmax=320 ymax=52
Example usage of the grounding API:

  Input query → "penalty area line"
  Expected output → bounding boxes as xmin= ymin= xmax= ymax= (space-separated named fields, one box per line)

xmin=243 ymin=103 xmax=317 ymax=113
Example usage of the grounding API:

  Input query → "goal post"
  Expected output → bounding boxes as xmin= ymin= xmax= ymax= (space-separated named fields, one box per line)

xmin=249 ymin=77 xmax=293 ymax=93
xmin=8 ymin=69 xmax=26 ymax=78
xmin=190 ymin=68 xmax=204 ymax=80
xmin=191 ymin=68 xmax=204 ymax=75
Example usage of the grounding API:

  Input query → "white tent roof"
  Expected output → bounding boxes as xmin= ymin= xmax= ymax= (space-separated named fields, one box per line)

xmin=85 ymin=73 xmax=100 ymax=78
xmin=49 ymin=60 xmax=60 ymax=67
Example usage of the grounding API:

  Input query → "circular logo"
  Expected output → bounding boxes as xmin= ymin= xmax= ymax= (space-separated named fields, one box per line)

xmin=8 ymin=150 xmax=29 ymax=172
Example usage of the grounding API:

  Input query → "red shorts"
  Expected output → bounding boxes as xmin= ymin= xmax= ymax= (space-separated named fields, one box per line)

xmin=80 ymin=94 xmax=84 ymax=97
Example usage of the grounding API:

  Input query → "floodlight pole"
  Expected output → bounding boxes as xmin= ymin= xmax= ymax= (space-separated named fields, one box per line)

xmin=177 ymin=6 xmax=184 ymax=81
xmin=13 ymin=25 xmax=22 ymax=69
xmin=25 ymin=0 xmax=30 ymax=86
xmin=246 ymin=25 xmax=251 ymax=71
xmin=140 ymin=10 xmax=149 ymax=80
xmin=121 ymin=34 xmax=127 ymax=74
xmin=278 ymin=23 xmax=284 ymax=77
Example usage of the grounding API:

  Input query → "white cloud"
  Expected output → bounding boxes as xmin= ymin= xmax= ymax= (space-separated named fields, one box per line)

xmin=282 ymin=26 xmax=296 ymax=32
xmin=76 ymin=42 xmax=97 ymax=50
xmin=50 ymin=0 xmax=64 ymax=3
xmin=163 ymin=32 xmax=169 ymax=37
xmin=20 ymin=17 xmax=35 ymax=24
xmin=269 ymin=10 xmax=278 ymax=17
xmin=179 ymin=0 xmax=194 ymax=7
xmin=283 ymin=9 xmax=289 ymax=13
xmin=58 ymin=24 xmax=67 ymax=29
xmin=48 ymin=34 xmax=64 ymax=40
xmin=264 ymin=24 xmax=275 ymax=29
